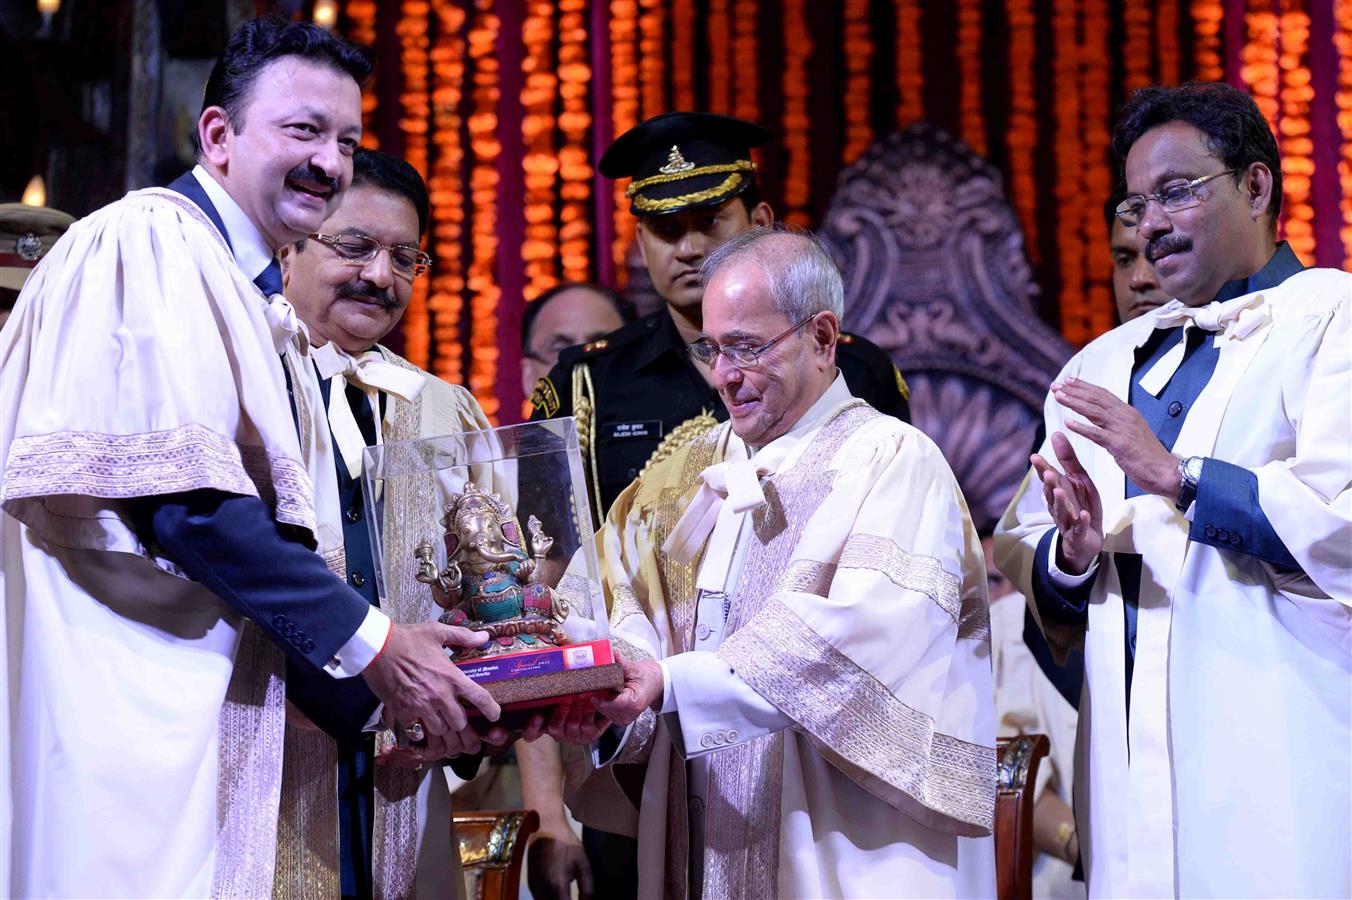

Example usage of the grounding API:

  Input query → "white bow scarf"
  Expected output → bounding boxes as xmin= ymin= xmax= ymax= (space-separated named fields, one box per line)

xmin=662 ymin=436 xmax=796 ymax=569
xmin=1138 ymin=292 xmax=1271 ymax=397
xmin=311 ymin=341 xmax=428 ymax=479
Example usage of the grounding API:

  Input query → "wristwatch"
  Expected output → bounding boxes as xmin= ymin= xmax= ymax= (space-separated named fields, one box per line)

xmin=1176 ymin=455 xmax=1204 ymax=511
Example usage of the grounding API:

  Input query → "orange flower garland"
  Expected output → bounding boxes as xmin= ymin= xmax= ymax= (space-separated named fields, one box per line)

xmin=1277 ymin=0 xmax=1315 ymax=262
xmin=609 ymin=0 xmax=640 ymax=279
xmin=842 ymin=0 xmax=873 ymax=165
xmin=1155 ymin=0 xmax=1181 ymax=84
xmin=1337 ymin=0 xmax=1352 ymax=266
xmin=670 ymin=0 xmax=696 ymax=111
xmin=1123 ymin=0 xmax=1154 ymax=93
xmin=1190 ymin=0 xmax=1226 ymax=82
xmin=1241 ymin=4 xmax=1281 ymax=126
xmin=894 ymin=0 xmax=923 ymax=126
xmin=1081 ymin=0 xmax=1114 ymax=340
xmin=467 ymin=0 xmax=500 ymax=420
xmin=346 ymin=0 xmax=380 ymax=147
xmin=1053 ymin=0 xmax=1088 ymax=344
xmin=1006 ymin=0 xmax=1039 ymax=263
xmin=521 ymin=0 xmax=558 ymax=301
xmin=397 ymin=0 xmax=431 ymax=368
xmin=781 ymin=0 xmax=812 ymax=227
xmin=731 ymin=0 xmax=760 ymax=121
xmin=956 ymin=0 xmax=985 ymax=156
xmin=428 ymin=0 xmax=466 ymax=384
xmin=639 ymin=0 xmax=666 ymax=118
xmin=707 ymin=0 xmax=732 ymax=115
xmin=557 ymin=0 xmax=593 ymax=285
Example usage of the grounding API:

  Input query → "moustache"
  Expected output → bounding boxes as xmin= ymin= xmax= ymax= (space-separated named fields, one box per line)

xmin=339 ymin=279 xmax=398 ymax=310
xmin=1145 ymin=234 xmax=1192 ymax=263
xmin=285 ymin=165 xmax=338 ymax=195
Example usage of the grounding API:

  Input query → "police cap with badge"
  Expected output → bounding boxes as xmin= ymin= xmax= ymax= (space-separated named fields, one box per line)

xmin=599 ymin=111 xmax=770 ymax=217
xmin=0 ymin=203 xmax=75 ymax=293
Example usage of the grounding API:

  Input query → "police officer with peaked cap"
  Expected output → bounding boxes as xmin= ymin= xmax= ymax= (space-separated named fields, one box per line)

xmin=528 ymin=112 xmax=910 ymax=527
xmin=0 ymin=202 xmax=76 ymax=328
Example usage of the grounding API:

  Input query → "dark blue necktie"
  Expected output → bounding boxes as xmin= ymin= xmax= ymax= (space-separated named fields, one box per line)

xmin=254 ymin=259 xmax=283 ymax=297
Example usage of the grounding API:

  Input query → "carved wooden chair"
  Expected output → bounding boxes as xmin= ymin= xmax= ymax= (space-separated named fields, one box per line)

xmin=455 ymin=809 xmax=539 ymax=900
xmin=996 ymin=734 xmax=1051 ymax=900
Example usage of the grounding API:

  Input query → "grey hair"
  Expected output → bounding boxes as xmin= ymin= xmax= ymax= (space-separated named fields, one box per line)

xmin=699 ymin=224 xmax=845 ymax=322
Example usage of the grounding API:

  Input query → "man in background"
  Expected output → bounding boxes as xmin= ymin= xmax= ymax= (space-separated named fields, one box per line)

xmin=1105 ymin=190 xmax=1170 ymax=323
xmin=520 ymin=281 xmax=631 ymax=397
xmin=529 ymin=112 xmax=910 ymax=526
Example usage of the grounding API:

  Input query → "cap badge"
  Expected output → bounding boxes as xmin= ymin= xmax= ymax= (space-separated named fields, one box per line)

xmin=15 ymin=233 xmax=42 ymax=261
xmin=658 ymin=145 xmax=695 ymax=175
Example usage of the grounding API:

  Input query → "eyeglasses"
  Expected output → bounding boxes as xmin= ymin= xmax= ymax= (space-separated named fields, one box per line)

xmin=1114 ymin=170 xmax=1238 ymax=227
xmin=688 ymin=313 xmax=819 ymax=369
xmin=309 ymin=232 xmax=433 ymax=279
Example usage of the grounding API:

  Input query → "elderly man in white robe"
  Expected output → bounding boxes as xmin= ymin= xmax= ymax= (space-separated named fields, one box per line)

xmin=540 ymin=227 xmax=997 ymax=899
xmin=995 ymin=82 xmax=1350 ymax=899
xmin=0 ymin=18 xmax=497 ymax=898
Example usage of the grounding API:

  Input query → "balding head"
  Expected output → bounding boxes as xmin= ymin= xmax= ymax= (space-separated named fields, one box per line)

xmin=701 ymin=226 xmax=845 ymax=322
xmin=694 ymin=226 xmax=842 ymax=447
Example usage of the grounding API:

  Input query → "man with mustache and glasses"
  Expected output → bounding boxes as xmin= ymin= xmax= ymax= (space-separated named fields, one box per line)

xmin=996 ymin=82 xmax=1350 ymax=898
xmin=276 ymin=147 xmax=505 ymax=899
xmin=0 ymin=19 xmax=497 ymax=897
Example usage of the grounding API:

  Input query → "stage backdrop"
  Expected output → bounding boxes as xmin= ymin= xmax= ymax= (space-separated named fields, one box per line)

xmin=336 ymin=0 xmax=1350 ymax=423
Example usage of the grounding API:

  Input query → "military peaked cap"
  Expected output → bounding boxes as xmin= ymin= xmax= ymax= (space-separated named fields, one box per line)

xmin=599 ymin=111 xmax=769 ymax=216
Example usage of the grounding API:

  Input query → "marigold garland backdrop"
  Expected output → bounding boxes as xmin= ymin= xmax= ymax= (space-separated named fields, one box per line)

xmin=338 ymin=0 xmax=1349 ymax=423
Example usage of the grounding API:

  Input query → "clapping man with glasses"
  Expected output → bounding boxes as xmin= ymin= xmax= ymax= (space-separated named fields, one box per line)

xmin=278 ymin=147 xmax=507 ymax=898
xmin=995 ymin=82 xmax=1350 ymax=898
xmin=537 ymin=226 xmax=997 ymax=899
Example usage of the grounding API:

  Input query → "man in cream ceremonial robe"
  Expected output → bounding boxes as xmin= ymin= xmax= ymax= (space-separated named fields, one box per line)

xmin=275 ymin=147 xmax=506 ymax=899
xmin=547 ymin=227 xmax=997 ymax=899
xmin=995 ymin=82 xmax=1350 ymax=899
xmin=0 ymin=19 xmax=497 ymax=898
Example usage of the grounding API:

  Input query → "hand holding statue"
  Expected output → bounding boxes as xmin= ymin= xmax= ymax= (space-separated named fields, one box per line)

xmin=361 ymin=622 xmax=502 ymax=737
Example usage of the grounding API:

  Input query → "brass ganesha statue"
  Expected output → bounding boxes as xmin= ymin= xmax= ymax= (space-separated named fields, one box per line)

xmin=414 ymin=482 xmax=569 ymax=658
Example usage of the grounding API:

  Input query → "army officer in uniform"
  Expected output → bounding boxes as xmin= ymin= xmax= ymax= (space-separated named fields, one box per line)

xmin=528 ymin=112 xmax=910 ymax=524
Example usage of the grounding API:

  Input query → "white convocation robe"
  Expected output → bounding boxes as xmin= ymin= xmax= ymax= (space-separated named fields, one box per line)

xmin=0 ymin=189 xmax=317 ymax=896
xmin=995 ymin=268 xmax=1351 ymax=898
xmin=567 ymin=377 xmax=997 ymax=899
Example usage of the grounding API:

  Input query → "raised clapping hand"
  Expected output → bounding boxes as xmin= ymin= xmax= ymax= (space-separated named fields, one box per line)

xmin=362 ymin=622 xmax=502 ymax=748
xmin=1032 ymin=377 xmax=1183 ymax=575
xmin=1052 ymin=378 xmax=1182 ymax=499
xmin=1031 ymin=431 xmax=1105 ymax=576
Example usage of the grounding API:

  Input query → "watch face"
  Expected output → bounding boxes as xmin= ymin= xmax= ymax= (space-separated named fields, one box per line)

xmin=1185 ymin=456 xmax=1205 ymax=481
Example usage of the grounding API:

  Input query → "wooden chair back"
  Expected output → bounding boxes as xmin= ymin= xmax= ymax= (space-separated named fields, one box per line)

xmin=995 ymin=734 xmax=1050 ymax=900
xmin=454 ymin=809 xmax=540 ymax=900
